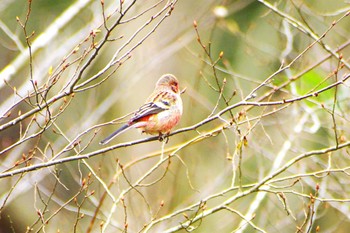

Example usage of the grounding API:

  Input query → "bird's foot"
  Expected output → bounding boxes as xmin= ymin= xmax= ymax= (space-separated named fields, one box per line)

xmin=158 ymin=133 xmax=169 ymax=143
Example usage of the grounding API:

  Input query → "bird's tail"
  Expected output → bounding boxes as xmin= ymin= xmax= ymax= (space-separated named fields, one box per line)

xmin=100 ymin=124 xmax=130 ymax=145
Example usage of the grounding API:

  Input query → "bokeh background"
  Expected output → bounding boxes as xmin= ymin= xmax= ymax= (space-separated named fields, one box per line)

xmin=1 ymin=0 xmax=350 ymax=232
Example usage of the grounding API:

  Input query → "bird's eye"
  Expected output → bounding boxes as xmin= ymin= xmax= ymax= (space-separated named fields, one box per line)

xmin=171 ymin=82 xmax=178 ymax=92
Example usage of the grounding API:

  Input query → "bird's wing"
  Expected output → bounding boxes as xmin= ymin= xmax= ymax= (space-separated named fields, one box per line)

xmin=130 ymin=100 xmax=171 ymax=123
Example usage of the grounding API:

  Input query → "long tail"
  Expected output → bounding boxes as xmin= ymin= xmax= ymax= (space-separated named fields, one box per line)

xmin=100 ymin=124 xmax=131 ymax=145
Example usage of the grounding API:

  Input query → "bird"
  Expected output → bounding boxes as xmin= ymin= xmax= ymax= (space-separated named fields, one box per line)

xmin=100 ymin=74 xmax=183 ymax=145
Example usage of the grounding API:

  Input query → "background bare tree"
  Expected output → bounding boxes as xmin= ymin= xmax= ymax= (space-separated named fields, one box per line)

xmin=1 ymin=0 xmax=350 ymax=232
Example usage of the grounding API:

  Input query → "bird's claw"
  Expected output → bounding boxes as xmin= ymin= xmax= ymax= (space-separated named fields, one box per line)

xmin=158 ymin=133 xmax=169 ymax=143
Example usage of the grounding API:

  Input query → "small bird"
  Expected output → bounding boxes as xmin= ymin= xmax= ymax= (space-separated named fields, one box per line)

xmin=100 ymin=74 xmax=183 ymax=145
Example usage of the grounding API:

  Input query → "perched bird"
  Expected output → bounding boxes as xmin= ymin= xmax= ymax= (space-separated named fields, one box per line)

xmin=100 ymin=74 xmax=183 ymax=145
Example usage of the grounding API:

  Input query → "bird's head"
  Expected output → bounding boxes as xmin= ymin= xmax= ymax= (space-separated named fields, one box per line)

xmin=156 ymin=74 xmax=180 ymax=93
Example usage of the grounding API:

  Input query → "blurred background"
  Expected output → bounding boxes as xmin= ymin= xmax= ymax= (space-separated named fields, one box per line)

xmin=1 ymin=0 xmax=350 ymax=232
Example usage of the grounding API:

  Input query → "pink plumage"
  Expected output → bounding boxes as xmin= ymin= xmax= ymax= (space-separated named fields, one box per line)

xmin=100 ymin=74 xmax=183 ymax=145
